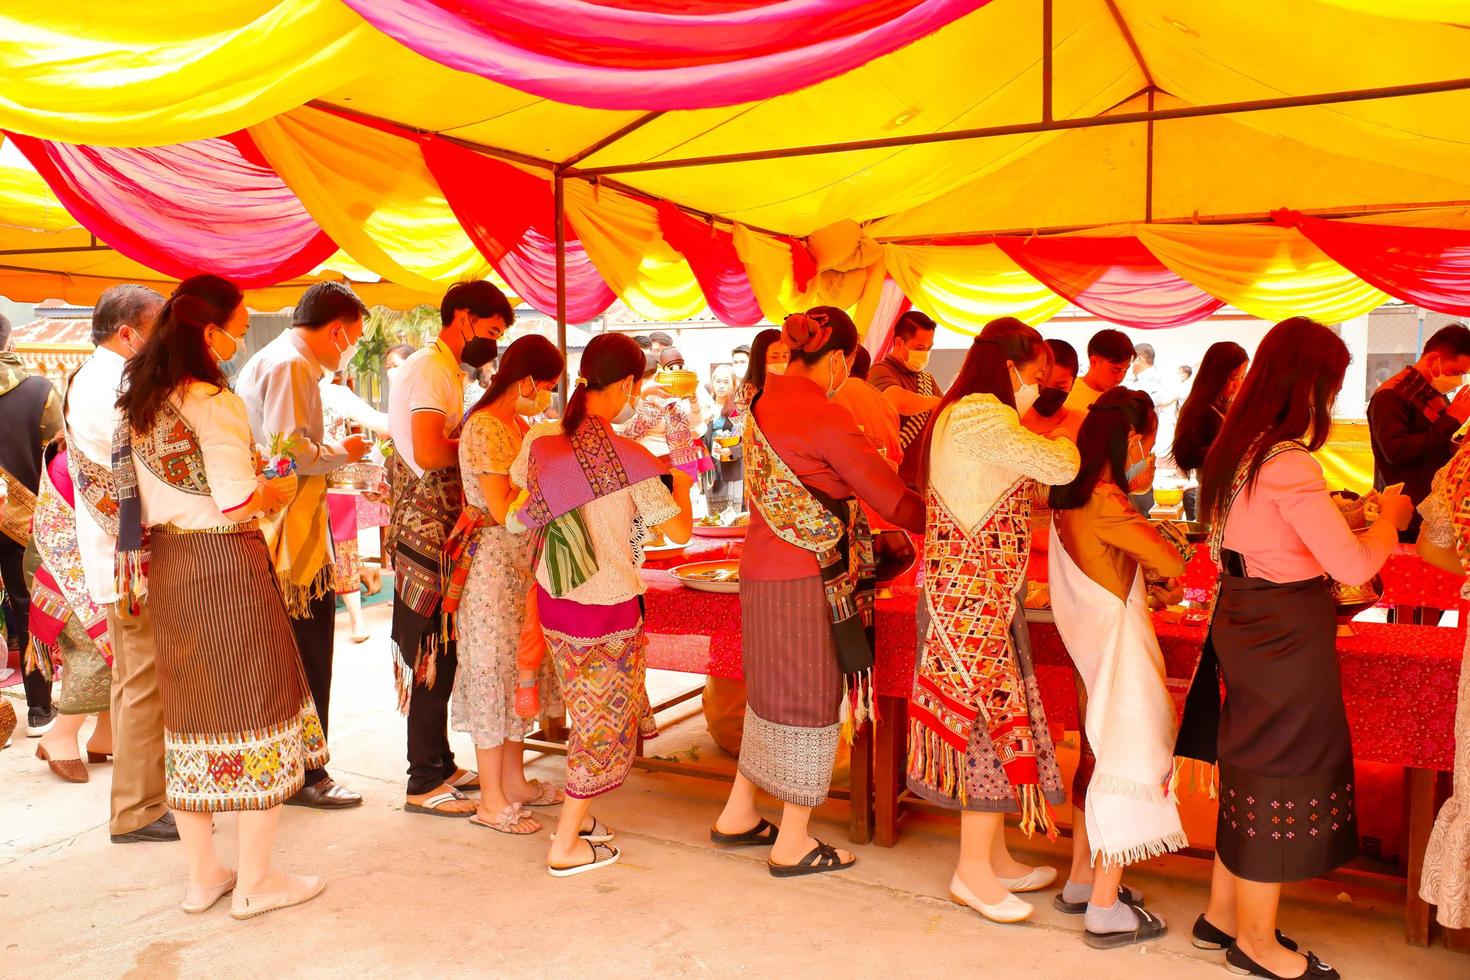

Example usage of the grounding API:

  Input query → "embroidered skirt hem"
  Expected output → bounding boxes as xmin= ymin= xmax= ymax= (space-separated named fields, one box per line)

xmin=55 ymin=620 xmax=111 ymax=715
xmin=165 ymin=701 xmax=327 ymax=812
xmin=737 ymin=707 xmax=840 ymax=807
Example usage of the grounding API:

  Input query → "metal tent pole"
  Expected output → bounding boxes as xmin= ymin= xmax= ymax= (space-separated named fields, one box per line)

xmin=553 ymin=171 xmax=569 ymax=399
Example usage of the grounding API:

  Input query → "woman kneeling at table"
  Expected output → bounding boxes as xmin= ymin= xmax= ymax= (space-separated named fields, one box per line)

xmin=511 ymin=333 xmax=694 ymax=877
xmin=1177 ymin=317 xmax=1411 ymax=979
xmin=903 ymin=319 xmax=1079 ymax=923
xmin=713 ymin=307 xmax=924 ymax=877
xmin=116 ymin=275 xmax=326 ymax=918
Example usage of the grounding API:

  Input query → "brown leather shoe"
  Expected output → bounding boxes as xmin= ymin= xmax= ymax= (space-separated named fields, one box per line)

xmin=36 ymin=744 xmax=88 ymax=783
xmin=285 ymin=777 xmax=362 ymax=809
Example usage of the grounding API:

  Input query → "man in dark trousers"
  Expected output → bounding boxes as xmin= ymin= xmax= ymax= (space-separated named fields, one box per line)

xmin=1368 ymin=323 xmax=1470 ymax=622
xmin=0 ymin=312 xmax=64 ymax=734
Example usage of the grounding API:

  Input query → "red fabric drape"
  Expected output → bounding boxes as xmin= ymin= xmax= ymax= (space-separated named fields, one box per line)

xmin=420 ymin=137 xmax=615 ymax=322
xmin=338 ymin=0 xmax=990 ymax=110
xmin=655 ymin=202 xmax=762 ymax=326
xmin=995 ymin=234 xmax=1224 ymax=329
xmin=7 ymin=131 xmax=336 ymax=288
xmin=1275 ymin=209 xmax=1470 ymax=316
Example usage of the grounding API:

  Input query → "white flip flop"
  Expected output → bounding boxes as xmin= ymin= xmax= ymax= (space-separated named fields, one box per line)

xmin=548 ymin=842 xmax=620 ymax=878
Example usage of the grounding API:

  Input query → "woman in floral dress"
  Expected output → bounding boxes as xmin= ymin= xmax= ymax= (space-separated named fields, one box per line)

xmin=452 ymin=336 xmax=566 ymax=834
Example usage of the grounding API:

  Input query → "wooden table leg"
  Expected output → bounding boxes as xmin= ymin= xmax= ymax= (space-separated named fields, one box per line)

xmin=1405 ymin=766 xmax=1437 ymax=947
xmin=848 ymin=714 xmax=874 ymax=845
xmin=875 ymin=695 xmax=906 ymax=848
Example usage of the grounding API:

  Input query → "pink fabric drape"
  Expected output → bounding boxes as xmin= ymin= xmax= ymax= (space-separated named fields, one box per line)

xmin=339 ymin=0 xmax=991 ymax=110
xmin=994 ymin=234 xmax=1224 ymax=329
xmin=655 ymin=202 xmax=762 ymax=326
xmin=420 ymin=137 xmax=615 ymax=322
xmin=1274 ymin=209 xmax=1470 ymax=316
xmin=865 ymin=277 xmax=913 ymax=358
xmin=7 ymin=131 xmax=335 ymax=287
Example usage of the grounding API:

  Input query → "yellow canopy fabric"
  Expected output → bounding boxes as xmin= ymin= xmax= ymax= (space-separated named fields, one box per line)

xmin=561 ymin=182 xmax=706 ymax=321
xmin=1134 ymin=223 xmax=1388 ymax=324
xmin=249 ymin=107 xmax=491 ymax=294
xmin=0 ymin=1 xmax=390 ymax=146
xmin=883 ymin=243 xmax=1067 ymax=334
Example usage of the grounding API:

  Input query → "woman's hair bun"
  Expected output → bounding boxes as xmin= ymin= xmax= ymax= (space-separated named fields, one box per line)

xmin=781 ymin=311 xmax=831 ymax=354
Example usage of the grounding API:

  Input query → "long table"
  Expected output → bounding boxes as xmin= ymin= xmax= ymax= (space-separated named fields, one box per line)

xmin=638 ymin=536 xmax=1465 ymax=948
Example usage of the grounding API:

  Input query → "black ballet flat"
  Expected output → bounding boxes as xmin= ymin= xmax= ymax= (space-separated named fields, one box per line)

xmin=1225 ymin=945 xmax=1339 ymax=979
xmin=1193 ymin=914 xmax=1298 ymax=952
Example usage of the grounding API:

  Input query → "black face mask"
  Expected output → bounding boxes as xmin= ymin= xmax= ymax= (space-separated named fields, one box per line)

xmin=1032 ymin=385 xmax=1068 ymax=417
xmin=460 ymin=326 xmax=498 ymax=370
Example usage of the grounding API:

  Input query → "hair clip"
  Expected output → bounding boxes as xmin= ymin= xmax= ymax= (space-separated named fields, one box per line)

xmin=574 ymin=376 xmax=588 ymax=387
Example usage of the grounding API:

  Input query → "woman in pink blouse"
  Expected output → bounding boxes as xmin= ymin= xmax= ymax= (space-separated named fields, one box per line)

xmin=1178 ymin=317 xmax=1411 ymax=980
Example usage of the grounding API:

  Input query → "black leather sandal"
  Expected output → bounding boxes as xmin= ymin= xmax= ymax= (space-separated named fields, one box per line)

xmin=1193 ymin=914 xmax=1298 ymax=952
xmin=710 ymin=817 xmax=779 ymax=847
xmin=1083 ymin=902 xmax=1169 ymax=950
xmin=1225 ymin=946 xmax=1339 ymax=979
xmin=767 ymin=840 xmax=856 ymax=878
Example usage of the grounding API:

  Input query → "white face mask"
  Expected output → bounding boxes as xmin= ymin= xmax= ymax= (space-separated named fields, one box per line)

xmin=906 ymin=349 xmax=931 ymax=372
xmin=1011 ymin=365 xmax=1039 ymax=416
xmin=332 ymin=326 xmax=359 ymax=371
xmin=766 ymin=362 xmax=786 ymax=376
xmin=612 ymin=382 xmax=637 ymax=424
xmin=516 ymin=385 xmax=552 ymax=417
xmin=826 ymin=353 xmax=848 ymax=400
xmin=213 ymin=328 xmax=242 ymax=365
xmin=386 ymin=365 xmax=402 ymax=386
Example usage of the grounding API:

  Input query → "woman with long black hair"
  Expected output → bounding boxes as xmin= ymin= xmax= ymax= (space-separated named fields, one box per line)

xmin=904 ymin=317 xmax=1079 ymax=923
xmin=1172 ymin=342 xmax=1249 ymax=520
xmin=1178 ymin=317 xmax=1411 ymax=978
xmin=116 ymin=274 xmax=323 ymax=918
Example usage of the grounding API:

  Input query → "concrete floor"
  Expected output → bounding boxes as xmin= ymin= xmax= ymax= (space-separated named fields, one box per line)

xmin=2 ymin=601 xmax=1464 ymax=979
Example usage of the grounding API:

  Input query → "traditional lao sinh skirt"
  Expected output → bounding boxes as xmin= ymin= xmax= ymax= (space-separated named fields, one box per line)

xmin=149 ymin=525 xmax=327 ymax=812
xmin=1189 ymin=565 xmax=1356 ymax=882
xmin=537 ymin=590 xmax=655 ymax=799
xmin=737 ymin=577 xmax=845 ymax=808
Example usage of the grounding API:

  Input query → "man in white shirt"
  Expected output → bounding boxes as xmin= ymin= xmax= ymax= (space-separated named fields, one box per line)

xmin=236 ymin=282 xmax=370 ymax=810
xmin=65 ymin=284 xmax=180 ymax=843
xmin=388 ymin=280 xmax=509 ymax=816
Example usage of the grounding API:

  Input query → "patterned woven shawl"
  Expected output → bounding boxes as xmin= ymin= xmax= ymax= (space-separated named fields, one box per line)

xmin=909 ymin=481 xmax=1052 ymax=833
xmin=743 ymin=403 xmax=877 ymax=739
xmin=30 ymin=440 xmax=112 ymax=665
xmin=385 ymin=436 xmax=464 ymax=711
xmin=261 ymin=472 xmax=332 ymax=619
xmin=517 ymin=417 xmax=666 ymax=598
xmin=111 ymin=399 xmax=213 ymax=611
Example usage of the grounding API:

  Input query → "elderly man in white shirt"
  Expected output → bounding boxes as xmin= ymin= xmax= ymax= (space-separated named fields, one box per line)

xmin=65 ymin=283 xmax=182 ymax=843
xmin=236 ymin=282 xmax=370 ymax=810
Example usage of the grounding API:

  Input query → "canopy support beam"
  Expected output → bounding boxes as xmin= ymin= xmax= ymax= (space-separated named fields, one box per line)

xmin=553 ymin=171 xmax=569 ymax=392
xmin=1103 ymin=0 xmax=1154 ymax=89
xmin=1041 ymin=0 xmax=1053 ymax=124
xmin=567 ymin=75 xmax=1470 ymax=177
xmin=1145 ymin=89 xmax=1155 ymax=223
xmin=561 ymin=112 xmax=664 ymax=170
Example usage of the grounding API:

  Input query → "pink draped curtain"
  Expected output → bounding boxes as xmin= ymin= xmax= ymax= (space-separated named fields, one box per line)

xmin=338 ymin=0 xmax=992 ymax=110
xmin=994 ymin=234 xmax=1224 ymax=329
xmin=7 ymin=130 xmax=335 ymax=287
xmin=865 ymin=277 xmax=913 ymax=359
xmin=655 ymin=202 xmax=763 ymax=326
xmin=420 ymin=137 xmax=615 ymax=322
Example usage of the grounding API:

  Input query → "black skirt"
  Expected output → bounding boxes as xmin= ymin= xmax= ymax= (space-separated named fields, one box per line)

xmin=1176 ymin=567 xmax=1356 ymax=883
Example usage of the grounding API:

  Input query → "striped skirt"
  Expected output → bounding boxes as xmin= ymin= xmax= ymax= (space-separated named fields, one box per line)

xmin=738 ymin=577 xmax=843 ymax=807
xmin=149 ymin=526 xmax=327 ymax=813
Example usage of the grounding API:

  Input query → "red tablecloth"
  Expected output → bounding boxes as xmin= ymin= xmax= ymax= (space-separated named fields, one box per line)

xmin=641 ymin=538 xmax=1464 ymax=771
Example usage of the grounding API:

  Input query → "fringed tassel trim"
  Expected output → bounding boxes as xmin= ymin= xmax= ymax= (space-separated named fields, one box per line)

xmin=113 ymin=551 xmax=147 ymax=615
xmin=906 ymin=719 xmax=966 ymax=802
xmin=280 ymin=562 xmax=334 ymax=620
xmin=1171 ymin=756 xmax=1218 ymax=800
xmin=25 ymin=639 xmax=54 ymax=675
xmin=838 ymin=670 xmax=877 ymax=744
xmin=1017 ymin=783 xmax=1060 ymax=841
xmin=390 ymin=633 xmax=442 ymax=716
xmin=1092 ymin=830 xmax=1191 ymax=871
xmin=1090 ymin=771 xmax=1170 ymax=804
